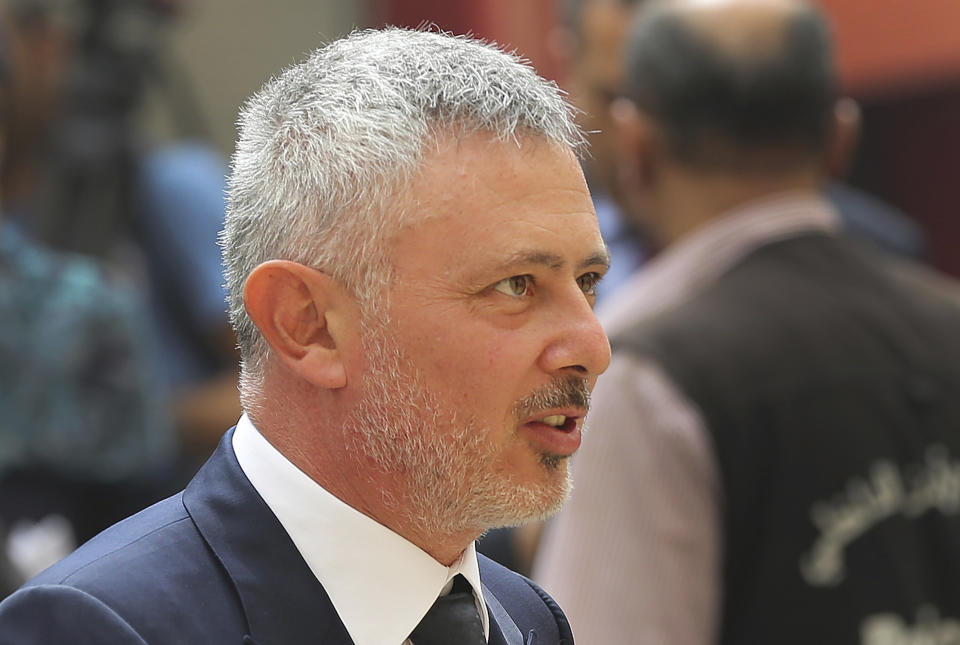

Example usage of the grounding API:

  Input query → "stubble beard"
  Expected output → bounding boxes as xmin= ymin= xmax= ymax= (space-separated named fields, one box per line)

xmin=344 ymin=315 xmax=587 ymax=537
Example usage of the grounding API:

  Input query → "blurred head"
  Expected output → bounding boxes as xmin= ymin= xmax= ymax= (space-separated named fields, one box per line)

xmin=625 ymin=0 xmax=835 ymax=172
xmin=223 ymin=28 xmax=610 ymax=546
xmin=559 ymin=0 xmax=644 ymax=198
xmin=0 ymin=0 xmax=67 ymax=201
xmin=616 ymin=0 xmax=841 ymax=241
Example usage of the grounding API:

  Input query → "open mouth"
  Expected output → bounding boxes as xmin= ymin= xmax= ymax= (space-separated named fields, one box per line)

xmin=521 ymin=412 xmax=584 ymax=456
xmin=532 ymin=414 xmax=579 ymax=432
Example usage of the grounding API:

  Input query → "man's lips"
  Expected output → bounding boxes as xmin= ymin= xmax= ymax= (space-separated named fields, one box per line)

xmin=519 ymin=409 xmax=586 ymax=456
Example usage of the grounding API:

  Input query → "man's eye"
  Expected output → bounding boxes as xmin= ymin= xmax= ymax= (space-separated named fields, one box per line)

xmin=577 ymin=272 xmax=602 ymax=296
xmin=493 ymin=275 xmax=533 ymax=297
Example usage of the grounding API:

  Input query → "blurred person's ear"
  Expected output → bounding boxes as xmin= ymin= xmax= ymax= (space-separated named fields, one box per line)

xmin=242 ymin=261 xmax=349 ymax=390
xmin=826 ymin=97 xmax=861 ymax=179
xmin=611 ymin=97 xmax=659 ymax=194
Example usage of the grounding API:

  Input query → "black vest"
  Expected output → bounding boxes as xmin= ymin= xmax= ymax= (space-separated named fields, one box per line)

xmin=613 ymin=232 xmax=960 ymax=644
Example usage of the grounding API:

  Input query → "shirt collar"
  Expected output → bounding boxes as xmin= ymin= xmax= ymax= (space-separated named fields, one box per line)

xmin=232 ymin=414 xmax=489 ymax=645
xmin=600 ymin=191 xmax=839 ymax=336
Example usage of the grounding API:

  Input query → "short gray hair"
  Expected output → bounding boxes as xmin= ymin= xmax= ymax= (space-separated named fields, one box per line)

xmin=221 ymin=27 xmax=584 ymax=394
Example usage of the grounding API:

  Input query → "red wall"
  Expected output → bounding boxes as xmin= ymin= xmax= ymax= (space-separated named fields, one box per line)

xmin=818 ymin=0 xmax=960 ymax=97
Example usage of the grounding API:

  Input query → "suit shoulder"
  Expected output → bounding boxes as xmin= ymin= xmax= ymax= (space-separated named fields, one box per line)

xmin=0 ymin=584 xmax=148 ymax=644
xmin=479 ymin=555 xmax=574 ymax=644
xmin=15 ymin=493 xmax=246 ymax=643
xmin=29 ymin=493 xmax=194 ymax=589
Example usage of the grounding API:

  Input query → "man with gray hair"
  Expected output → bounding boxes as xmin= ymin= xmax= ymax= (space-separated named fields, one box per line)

xmin=0 ymin=28 xmax=610 ymax=644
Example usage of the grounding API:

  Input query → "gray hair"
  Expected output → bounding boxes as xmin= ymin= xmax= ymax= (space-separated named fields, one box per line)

xmin=221 ymin=27 xmax=584 ymax=396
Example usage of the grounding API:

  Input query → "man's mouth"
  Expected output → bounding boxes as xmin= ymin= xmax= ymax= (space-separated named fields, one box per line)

xmin=521 ymin=412 xmax=583 ymax=456
xmin=528 ymin=413 xmax=580 ymax=433
xmin=513 ymin=376 xmax=591 ymax=455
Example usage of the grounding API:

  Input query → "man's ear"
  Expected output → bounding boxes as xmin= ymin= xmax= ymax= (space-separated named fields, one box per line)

xmin=826 ymin=96 xmax=862 ymax=179
xmin=611 ymin=97 xmax=659 ymax=192
xmin=243 ymin=260 xmax=348 ymax=389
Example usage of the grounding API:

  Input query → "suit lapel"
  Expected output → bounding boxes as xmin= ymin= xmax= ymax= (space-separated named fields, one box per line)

xmin=183 ymin=430 xmax=354 ymax=645
xmin=482 ymin=583 xmax=525 ymax=645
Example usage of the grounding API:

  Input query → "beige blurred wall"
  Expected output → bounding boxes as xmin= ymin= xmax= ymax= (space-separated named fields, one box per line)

xmin=144 ymin=1 xmax=365 ymax=155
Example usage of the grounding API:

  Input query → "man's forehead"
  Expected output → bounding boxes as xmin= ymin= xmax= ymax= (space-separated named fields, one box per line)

xmin=384 ymin=134 xmax=604 ymax=281
xmin=427 ymin=130 xmax=579 ymax=169
xmin=396 ymin=134 xmax=589 ymax=224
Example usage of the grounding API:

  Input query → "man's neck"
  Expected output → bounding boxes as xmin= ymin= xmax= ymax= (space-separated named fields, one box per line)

xmin=252 ymin=405 xmax=480 ymax=567
xmin=653 ymin=164 xmax=823 ymax=245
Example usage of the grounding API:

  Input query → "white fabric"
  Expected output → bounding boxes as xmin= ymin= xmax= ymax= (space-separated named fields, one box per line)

xmin=534 ymin=193 xmax=838 ymax=645
xmin=233 ymin=414 xmax=489 ymax=645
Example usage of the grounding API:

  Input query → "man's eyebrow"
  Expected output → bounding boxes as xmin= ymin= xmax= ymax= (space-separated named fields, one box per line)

xmin=499 ymin=248 xmax=612 ymax=272
xmin=503 ymin=251 xmax=565 ymax=270
xmin=582 ymin=248 xmax=612 ymax=271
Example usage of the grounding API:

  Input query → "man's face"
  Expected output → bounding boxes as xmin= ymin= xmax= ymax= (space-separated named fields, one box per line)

xmin=568 ymin=0 xmax=636 ymax=198
xmin=345 ymin=136 xmax=611 ymax=535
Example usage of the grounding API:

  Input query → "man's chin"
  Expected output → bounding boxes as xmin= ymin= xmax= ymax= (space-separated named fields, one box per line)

xmin=539 ymin=451 xmax=570 ymax=471
xmin=485 ymin=462 xmax=573 ymax=529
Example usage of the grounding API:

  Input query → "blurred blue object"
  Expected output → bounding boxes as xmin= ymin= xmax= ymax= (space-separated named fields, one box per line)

xmin=135 ymin=141 xmax=231 ymax=387
xmin=594 ymin=193 xmax=646 ymax=302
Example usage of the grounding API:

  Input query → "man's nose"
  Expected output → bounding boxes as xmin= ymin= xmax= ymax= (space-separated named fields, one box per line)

xmin=538 ymin=293 xmax=612 ymax=379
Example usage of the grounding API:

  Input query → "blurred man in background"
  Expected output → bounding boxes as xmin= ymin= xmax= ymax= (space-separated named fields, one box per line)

xmin=2 ymin=0 xmax=240 ymax=458
xmin=556 ymin=0 xmax=924 ymax=292
xmin=557 ymin=0 xmax=649 ymax=300
xmin=536 ymin=0 xmax=960 ymax=643
xmin=0 ymin=1 xmax=175 ymax=596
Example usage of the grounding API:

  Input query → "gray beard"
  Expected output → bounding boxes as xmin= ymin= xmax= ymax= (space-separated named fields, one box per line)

xmin=343 ymin=315 xmax=587 ymax=536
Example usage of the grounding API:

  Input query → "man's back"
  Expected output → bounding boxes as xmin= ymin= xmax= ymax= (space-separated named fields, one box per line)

xmin=613 ymin=232 xmax=960 ymax=643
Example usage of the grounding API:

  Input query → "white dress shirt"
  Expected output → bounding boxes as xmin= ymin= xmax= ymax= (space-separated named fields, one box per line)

xmin=534 ymin=193 xmax=839 ymax=645
xmin=232 ymin=414 xmax=489 ymax=645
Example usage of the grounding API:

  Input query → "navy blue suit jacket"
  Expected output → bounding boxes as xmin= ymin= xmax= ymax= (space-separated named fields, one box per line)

xmin=0 ymin=431 xmax=574 ymax=644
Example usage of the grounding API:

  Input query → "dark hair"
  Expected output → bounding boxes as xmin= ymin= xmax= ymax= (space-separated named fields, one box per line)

xmin=624 ymin=2 xmax=835 ymax=170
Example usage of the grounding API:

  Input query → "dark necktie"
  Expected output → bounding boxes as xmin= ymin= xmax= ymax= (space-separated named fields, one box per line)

xmin=409 ymin=574 xmax=486 ymax=645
